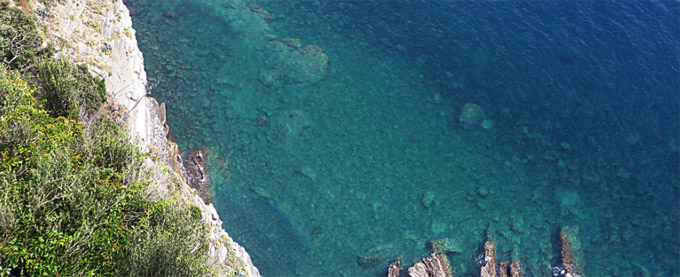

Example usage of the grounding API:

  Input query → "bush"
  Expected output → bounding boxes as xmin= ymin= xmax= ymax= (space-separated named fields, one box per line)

xmin=87 ymin=116 xmax=135 ymax=171
xmin=34 ymin=58 xmax=106 ymax=119
xmin=0 ymin=5 xmax=213 ymax=276
xmin=0 ymin=2 xmax=52 ymax=71
xmin=0 ymin=70 xmax=210 ymax=276
xmin=0 ymin=70 xmax=42 ymax=149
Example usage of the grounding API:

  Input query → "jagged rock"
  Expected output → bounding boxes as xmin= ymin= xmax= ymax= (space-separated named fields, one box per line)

xmin=480 ymin=240 xmax=498 ymax=277
xmin=509 ymin=260 xmax=522 ymax=277
xmin=183 ymin=151 xmax=213 ymax=204
xmin=407 ymin=253 xmax=453 ymax=277
xmin=357 ymin=243 xmax=396 ymax=268
xmin=427 ymin=238 xmax=462 ymax=254
xmin=560 ymin=227 xmax=584 ymax=277
xmin=388 ymin=257 xmax=402 ymax=277
xmin=499 ymin=262 xmax=509 ymax=277
xmin=459 ymin=103 xmax=485 ymax=129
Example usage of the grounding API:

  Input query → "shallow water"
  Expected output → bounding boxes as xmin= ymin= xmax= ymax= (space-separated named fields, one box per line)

xmin=127 ymin=0 xmax=679 ymax=275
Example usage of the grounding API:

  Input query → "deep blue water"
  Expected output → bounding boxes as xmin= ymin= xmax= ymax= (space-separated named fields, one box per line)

xmin=127 ymin=0 xmax=679 ymax=275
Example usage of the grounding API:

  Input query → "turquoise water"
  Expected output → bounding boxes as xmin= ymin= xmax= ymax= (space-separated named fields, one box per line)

xmin=126 ymin=0 xmax=679 ymax=276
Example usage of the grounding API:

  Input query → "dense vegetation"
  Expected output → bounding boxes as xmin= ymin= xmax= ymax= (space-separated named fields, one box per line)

xmin=0 ymin=2 xmax=212 ymax=275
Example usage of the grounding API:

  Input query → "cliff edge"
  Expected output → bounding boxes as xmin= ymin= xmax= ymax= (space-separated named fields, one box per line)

xmin=26 ymin=0 xmax=259 ymax=275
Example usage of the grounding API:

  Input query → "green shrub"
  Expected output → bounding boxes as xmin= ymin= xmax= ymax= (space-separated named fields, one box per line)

xmin=87 ymin=115 xmax=135 ymax=171
xmin=0 ymin=70 xmax=211 ymax=276
xmin=0 ymin=5 xmax=214 ymax=275
xmin=0 ymin=70 xmax=43 ymax=149
xmin=34 ymin=58 xmax=106 ymax=119
xmin=118 ymin=201 xmax=210 ymax=276
xmin=0 ymin=2 xmax=52 ymax=71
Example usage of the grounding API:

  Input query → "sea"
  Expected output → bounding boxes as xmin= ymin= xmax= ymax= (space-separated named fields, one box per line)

xmin=125 ymin=0 xmax=679 ymax=276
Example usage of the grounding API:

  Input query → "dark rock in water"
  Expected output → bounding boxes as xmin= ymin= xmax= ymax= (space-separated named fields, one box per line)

xmin=183 ymin=151 xmax=213 ymax=203
xmin=215 ymin=187 xmax=309 ymax=276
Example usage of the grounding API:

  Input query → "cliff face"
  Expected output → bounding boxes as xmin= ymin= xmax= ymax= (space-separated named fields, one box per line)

xmin=29 ymin=0 xmax=259 ymax=275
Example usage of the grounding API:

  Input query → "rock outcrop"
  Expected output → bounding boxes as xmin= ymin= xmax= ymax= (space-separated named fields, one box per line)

xmin=560 ymin=227 xmax=584 ymax=277
xmin=32 ymin=0 xmax=259 ymax=275
xmin=407 ymin=253 xmax=453 ymax=277
xmin=479 ymin=239 xmax=523 ymax=277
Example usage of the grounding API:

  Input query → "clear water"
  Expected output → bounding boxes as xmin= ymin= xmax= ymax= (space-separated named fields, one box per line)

xmin=126 ymin=0 xmax=679 ymax=276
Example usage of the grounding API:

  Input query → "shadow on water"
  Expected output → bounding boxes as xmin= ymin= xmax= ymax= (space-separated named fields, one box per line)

xmin=214 ymin=183 xmax=309 ymax=275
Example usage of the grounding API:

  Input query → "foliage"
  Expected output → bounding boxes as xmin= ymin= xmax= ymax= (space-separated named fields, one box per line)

xmin=0 ymin=1 xmax=52 ymax=71
xmin=34 ymin=58 xmax=106 ymax=119
xmin=0 ymin=69 xmax=211 ymax=276
xmin=0 ymin=3 xmax=216 ymax=276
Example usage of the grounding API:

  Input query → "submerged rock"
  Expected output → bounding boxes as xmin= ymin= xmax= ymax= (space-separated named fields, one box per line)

xmin=258 ymin=69 xmax=282 ymax=89
xmin=459 ymin=103 xmax=485 ymax=129
xmin=269 ymin=41 xmax=329 ymax=86
xmin=296 ymin=165 xmax=317 ymax=181
xmin=277 ymin=109 xmax=312 ymax=137
xmin=427 ymin=238 xmax=462 ymax=254
xmin=357 ymin=243 xmax=396 ymax=268
xmin=422 ymin=190 xmax=436 ymax=208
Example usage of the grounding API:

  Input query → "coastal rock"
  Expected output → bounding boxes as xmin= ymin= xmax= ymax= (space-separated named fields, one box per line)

xmin=183 ymin=151 xmax=213 ymax=204
xmin=510 ymin=260 xmax=523 ymax=277
xmin=499 ymin=262 xmax=509 ymax=277
xmin=407 ymin=253 xmax=453 ymax=277
xmin=37 ymin=0 xmax=260 ymax=276
xmin=459 ymin=103 xmax=485 ymax=129
xmin=388 ymin=257 xmax=402 ymax=277
xmin=480 ymin=240 xmax=498 ymax=277
xmin=560 ymin=226 xmax=585 ymax=277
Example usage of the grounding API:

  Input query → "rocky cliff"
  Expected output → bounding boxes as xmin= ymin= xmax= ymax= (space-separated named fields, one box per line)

xmin=26 ymin=0 xmax=259 ymax=275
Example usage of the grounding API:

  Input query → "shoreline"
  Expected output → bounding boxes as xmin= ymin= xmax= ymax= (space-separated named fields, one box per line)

xmin=26 ymin=0 xmax=260 ymax=275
